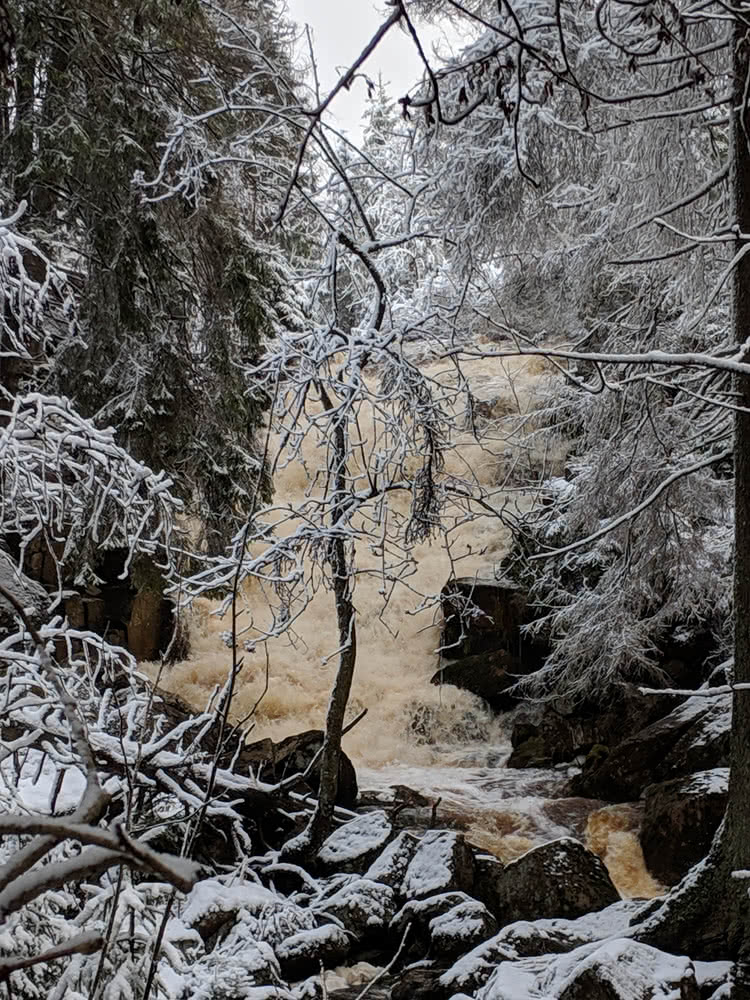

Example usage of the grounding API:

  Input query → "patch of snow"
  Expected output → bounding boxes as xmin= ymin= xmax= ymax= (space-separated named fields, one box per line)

xmin=180 ymin=877 xmax=278 ymax=929
xmin=681 ymin=768 xmax=729 ymax=796
xmin=402 ymin=830 xmax=464 ymax=898
xmin=1 ymin=752 xmax=85 ymax=813
xmin=318 ymin=810 xmax=392 ymax=865
xmin=430 ymin=900 xmax=494 ymax=943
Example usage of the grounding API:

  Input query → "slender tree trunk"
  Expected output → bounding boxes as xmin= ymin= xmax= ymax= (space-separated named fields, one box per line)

xmin=282 ymin=386 xmax=357 ymax=859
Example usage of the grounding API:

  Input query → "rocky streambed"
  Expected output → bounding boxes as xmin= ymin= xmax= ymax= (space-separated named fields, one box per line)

xmin=164 ymin=806 xmax=732 ymax=999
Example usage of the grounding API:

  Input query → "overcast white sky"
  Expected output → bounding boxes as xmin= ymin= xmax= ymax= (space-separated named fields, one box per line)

xmin=285 ymin=1 xmax=454 ymax=137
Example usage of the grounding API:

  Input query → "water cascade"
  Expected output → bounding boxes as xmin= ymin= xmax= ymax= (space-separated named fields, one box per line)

xmin=153 ymin=351 xmax=662 ymax=899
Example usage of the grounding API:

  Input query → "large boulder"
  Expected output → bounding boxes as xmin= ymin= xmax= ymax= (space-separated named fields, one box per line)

xmin=481 ymin=838 xmax=620 ymax=925
xmin=431 ymin=649 xmax=519 ymax=711
xmin=317 ymin=810 xmax=393 ymax=873
xmin=243 ymin=730 xmax=358 ymax=808
xmin=640 ymin=768 xmax=729 ymax=886
xmin=571 ymin=694 xmax=730 ymax=802
xmin=508 ymin=684 xmax=683 ymax=769
xmin=400 ymin=830 xmax=475 ymax=900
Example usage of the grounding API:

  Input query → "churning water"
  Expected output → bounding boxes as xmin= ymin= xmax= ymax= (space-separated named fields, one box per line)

xmin=153 ymin=350 xmax=663 ymax=899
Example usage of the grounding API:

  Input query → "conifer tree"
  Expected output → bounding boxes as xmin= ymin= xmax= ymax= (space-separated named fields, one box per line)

xmin=0 ymin=0 xmax=299 ymax=557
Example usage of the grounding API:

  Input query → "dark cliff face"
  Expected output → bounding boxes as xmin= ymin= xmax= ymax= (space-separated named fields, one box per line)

xmin=2 ymin=537 xmax=182 ymax=662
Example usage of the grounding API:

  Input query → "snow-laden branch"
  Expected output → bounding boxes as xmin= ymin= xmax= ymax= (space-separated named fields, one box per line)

xmin=528 ymin=448 xmax=733 ymax=561
xmin=0 ymin=202 xmax=79 ymax=364
xmin=0 ymin=393 xmax=183 ymax=584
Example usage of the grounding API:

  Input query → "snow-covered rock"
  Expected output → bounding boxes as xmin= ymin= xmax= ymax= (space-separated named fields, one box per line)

xmin=400 ymin=830 xmax=475 ymax=900
xmin=550 ymin=938 xmax=700 ymax=1000
xmin=181 ymin=877 xmax=316 ymax=947
xmin=364 ymin=830 xmax=420 ymax=888
xmin=485 ymin=837 xmax=619 ymax=924
xmin=429 ymin=899 xmax=498 ymax=957
xmin=641 ymin=768 xmax=728 ymax=885
xmin=180 ymin=941 xmax=282 ymax=999
xmin=275 ymin=924 xmax=351 ymax=979
xmin=472 ymin=939 xmax=700 ymax=1000
xmin=314 ymin=878 xmax=397 ymax=942
xmin=490 ymin=900 xmax=645 ymax=958
xmin=318 ymin=810 xmax=393 ymax=873
xmin=391 ymin=891 xmax=477 ymax=938
xmin=436 ymin=900 xmax=644 ymax=997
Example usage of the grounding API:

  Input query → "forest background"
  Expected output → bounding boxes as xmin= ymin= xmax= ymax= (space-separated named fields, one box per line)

xmin=2 ymin=0 xmax=750 ymax=996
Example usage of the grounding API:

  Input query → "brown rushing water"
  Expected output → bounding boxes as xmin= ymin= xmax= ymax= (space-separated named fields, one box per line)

xmin=149 ymin=351 xmax=664 ymax=900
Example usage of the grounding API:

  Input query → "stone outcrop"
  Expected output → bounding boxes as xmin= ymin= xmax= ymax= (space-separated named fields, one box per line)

xmin=640 ymin=768 xmax=729 ymax=886
xmin=431 ymin=648 xmax=519 ymax=711
xmin=508 ymin=684 xmax=683 ymax=769
xmin=245 ymin=729 xmax=358 ymax=808
xmin=5 ymin=540 xmax=182 ymax=662
xmin=441 ymin=575 xmax=529 ymax=660
xmin=436 ymin=573 xmax=547 ymax=709
xmin=570 ymin=693 xmax=730 ymax=802
xmin=480 ymin=838 xmax=620 ymax=925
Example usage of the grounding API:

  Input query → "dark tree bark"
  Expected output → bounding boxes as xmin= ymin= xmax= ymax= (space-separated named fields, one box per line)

xmin=633 ymin=20 xmax=750 ymax=991
xmin=282 ymin=385 xmax=358 ymax=859
xmin=724 ymin=15 xmax=750 ymax=995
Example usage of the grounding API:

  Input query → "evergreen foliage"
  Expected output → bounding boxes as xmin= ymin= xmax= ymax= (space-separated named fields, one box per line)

xmin=0 ymin=0 xmax=299 ymax=555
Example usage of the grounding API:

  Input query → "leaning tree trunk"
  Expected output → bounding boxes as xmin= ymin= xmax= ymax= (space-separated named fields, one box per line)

xmin=634 ymin=17 xmax=750 ymax=987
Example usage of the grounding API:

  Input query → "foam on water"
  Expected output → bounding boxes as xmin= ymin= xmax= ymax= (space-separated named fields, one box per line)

xmin=149 ymin=352 xmax=662 ymax=899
